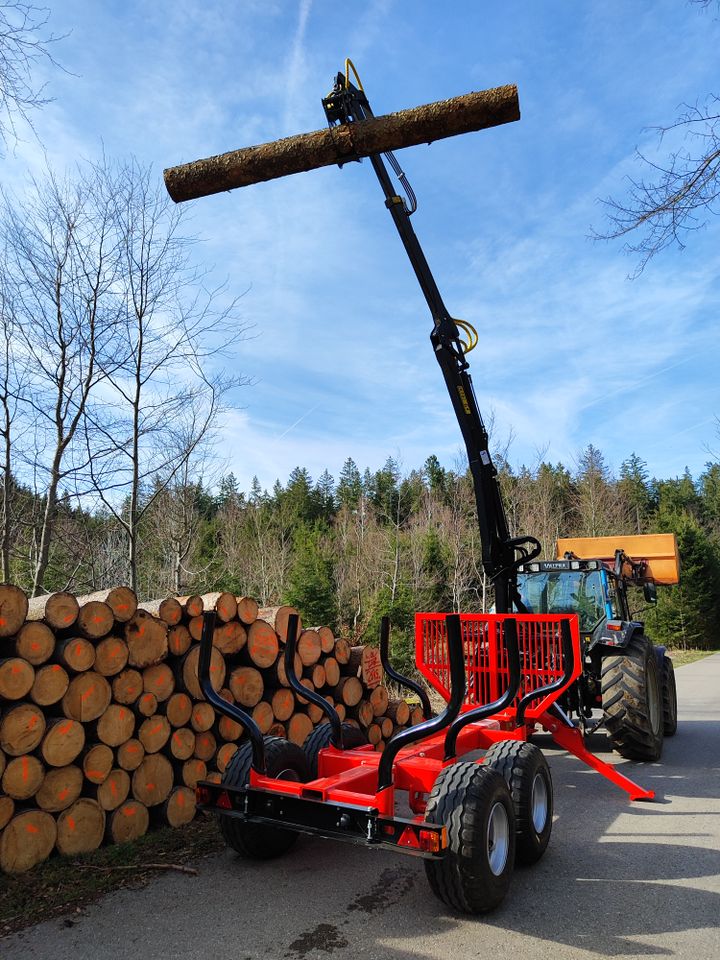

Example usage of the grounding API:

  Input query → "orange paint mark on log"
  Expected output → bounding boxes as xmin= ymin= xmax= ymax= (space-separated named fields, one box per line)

xmin=11 ymin=665 xmax=21 ymax=674
xmin=22 ymin=758 xmax=28 ymax=781
xmin=31 ymin=642 xmax=40 ymax=651
xmin=80 ymin=685 xmax=96 ymax=702
xmin=149 ymin=724 xmax=162 ymax=735
xmin=58 ymin=721 xmax=73 ymax=735
xmin=110 ymin=645 xmax=121 ymax=656
xmin=110 ymin=780 xmax=117 ymax=796
xmin=137 ymin=626 xmax=145 ymax=636
xmin=121 ymin=805 xmax=134 ymax=816
xmin=26 ymin=823 xmax=39 ymax=834
xmin=146 ymin=783 xmax=155 ymax=791
xmin=74 ymin=643 xmax=82 ymax=656
xmin=67 ymin=817 xmax=76 ymax=830
xmin=28 ymin=715 xmax=38 ymax=729
xmin=93 ymin=616 xmax=103 ymax=624
xmin=177 ymin=793 xmax=185 ymax=806
xmin=86 ymin=770 xmax=103 ymax=779
xmin=0 ymin=618 xmax=5 ymax=627
xmin=117 ymin=604 xmax=128 ymax=611
xmin=52 ymin=664 xmax=61 ymax=671
xmin=119 ymin=709 xmax=126 ymax=719
xmin=64 ymin=614 xmax=73 ymax=623
xmin=58 ymin=788 xmax=69 ymax=801
xmin=126 ymin=744 xmax=138 ymax=753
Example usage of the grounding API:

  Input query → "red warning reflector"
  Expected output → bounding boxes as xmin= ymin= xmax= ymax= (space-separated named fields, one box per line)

xmin=216 ymin=790 xmax=233 ymax=810
xmin=397 ymin=827 xmax=421 ymax=849
xmin=606 ymin=622 xmax=622 ymax=631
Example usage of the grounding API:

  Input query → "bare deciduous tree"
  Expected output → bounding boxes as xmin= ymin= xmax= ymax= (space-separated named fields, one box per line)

xmin=0 ymin=2 xmax=64 ymax=154
xmin=599 ymin=0 xmax=720 ymax=272
xmin=81 ymin=158 xmax=250 ymax=591
xmin=1 ymin=166 xmax=122 ymax=595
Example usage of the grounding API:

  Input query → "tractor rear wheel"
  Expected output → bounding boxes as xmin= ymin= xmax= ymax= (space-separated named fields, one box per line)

xmin=424 ymin=762 xmax=515 ymax=914
xmin=482 ymin=741 xmax=553 ymax=865
xmin=661 ymin=655 xmax=678 ymax=737
xmin=219 ymin=736 xmax=310 ymax=859
xmin=601 ymin=634 xmax=663 ymax=761
xmin=302 ymin=722 xmax=367 ymax=778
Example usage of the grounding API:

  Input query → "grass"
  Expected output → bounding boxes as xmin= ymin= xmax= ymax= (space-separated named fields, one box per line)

xmin=666 ymin=648 xmax=716 ymax=668
xmin=0 ymin=816 xmax=224 ymax=937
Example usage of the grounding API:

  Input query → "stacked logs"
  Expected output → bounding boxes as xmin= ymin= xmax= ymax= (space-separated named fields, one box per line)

xmin=0 ymin=584 xmax=422 ymax=874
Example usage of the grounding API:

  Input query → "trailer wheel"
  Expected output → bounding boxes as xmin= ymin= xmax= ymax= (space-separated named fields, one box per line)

xmin=424 ymin=762 xmax=515 ymax=914
xmin=219 ymin=736 xmax=310 ymax=859
xmin=482 ymin=741 xmax=553 ymax=865
xmin=601 ymin=634 xmax=663 ymax=761
xmin=302 ymin=722 xmax=367 ymax=778
xmin=661 ymin=655 xmax=678 ymax=737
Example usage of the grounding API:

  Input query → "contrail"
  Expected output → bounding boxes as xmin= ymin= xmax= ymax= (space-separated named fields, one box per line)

xmin=276 ymin=403 xmax=320 ymax=441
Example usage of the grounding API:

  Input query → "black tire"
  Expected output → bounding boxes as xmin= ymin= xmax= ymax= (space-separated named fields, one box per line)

xmin=302 ymin=722 xmax=367 ymax=778
xmin=219 ymin=736 xmax=310 ymax=859
xmin=661 ymin=655 xmax=678 ymax=737
xmin=423 ymin=762 xmax=515 ymax=914
xmin=601 ymin=633 xmax=664 ymax=761
xmin=482 ymin=741 xmax=553 ymax=865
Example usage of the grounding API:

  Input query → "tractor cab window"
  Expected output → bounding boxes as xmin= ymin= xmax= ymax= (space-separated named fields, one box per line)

xmin=516 ymin=570 xmax=606 ymax=633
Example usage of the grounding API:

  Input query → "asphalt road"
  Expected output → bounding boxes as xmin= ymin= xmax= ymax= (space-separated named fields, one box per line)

xmin=5 ymin=655 xmax=720 ymax=960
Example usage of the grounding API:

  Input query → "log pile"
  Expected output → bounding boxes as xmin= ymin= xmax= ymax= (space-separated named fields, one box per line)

xmin=0 ymin=585 xmax=422 ymax=873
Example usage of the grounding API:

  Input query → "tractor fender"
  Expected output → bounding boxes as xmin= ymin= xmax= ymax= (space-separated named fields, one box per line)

xmin=591 ymin=619 xmax=646 ymax=654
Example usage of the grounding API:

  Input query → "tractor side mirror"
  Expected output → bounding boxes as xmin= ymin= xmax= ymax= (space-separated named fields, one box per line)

xmin=643 ymin=582 xmax=658 ymax=605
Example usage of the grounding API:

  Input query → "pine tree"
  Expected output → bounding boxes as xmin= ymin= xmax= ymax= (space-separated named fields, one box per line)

xmin=285 ymin=524 xmax=336 ymax=627
xmin=337 ymin=458 xmax=362 ymax=510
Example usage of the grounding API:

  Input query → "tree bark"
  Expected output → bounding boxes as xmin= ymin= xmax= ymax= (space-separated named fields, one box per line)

xmin=164 ymin=85 xmax=520 ymax=201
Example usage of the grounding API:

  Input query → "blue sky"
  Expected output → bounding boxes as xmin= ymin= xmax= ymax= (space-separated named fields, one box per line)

xmin=5 ymin=1 xmax=720 ymax=493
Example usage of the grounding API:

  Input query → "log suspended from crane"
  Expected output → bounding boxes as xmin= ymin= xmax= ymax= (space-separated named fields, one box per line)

xmin=163 ymin=84 xmax=520 ymax=203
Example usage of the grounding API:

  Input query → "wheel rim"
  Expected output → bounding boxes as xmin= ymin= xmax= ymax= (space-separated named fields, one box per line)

xmin=487 ymin=801 xmax=510 ymax=876
xmin=276 ymin=767 xmax=301 ymax=782
xmin=531 ymin=772 xmax=548 ymax=833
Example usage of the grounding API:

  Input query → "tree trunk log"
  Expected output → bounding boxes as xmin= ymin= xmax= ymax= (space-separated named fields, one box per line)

xmin=12 ymin=621 xmax=55 ymax=664
xmin=76 ymin=601 xmax=114 ymax=639
xmin=93 ymin=637 xmax=129 ymax=677
xmin=213 ymin=620 xmax=247 ymax=656
xmin=30 ymin=663 xmax=69 ymax=706
xmin=331 ymin=676 xmax=363 ymax=707
xmin=169 ymin=727 xmax=195 ymax=760
xmin=54 ymin=637 xmax=95 ymax=673
xmin=26 ymin=591 xmax=78 ymax=629
xmin=236 ymin=596 xmax=258 ymax=624
xmin=0 ymin=702 xmax=46 ymax=755
xmin=106 ymin=799 xmax=149 ymax=843
xmin=385 ymin=699 xmax=410 ymax=725
xmin=228 ymin=665 xmax=263 ymax=707
xmin=333 ymin=638 xmax=351 ymax=665
xmin=95 ymin=704 xmax=136 ymax=747
xmin=82 ymin=744 xmax=114 ymax=784
xmin=132 ymin=753 xmax=173 ymax=806
xmin=56 ymin=798 xmax=106 ymax=856
xmin=90 ymin=768 xmax=131 ymax=811
xmin=125 ymin=611 xmax=168 ymax=668
xmin=190 ymin=701 xmax=215 ymax=733
xmin=216 ymin=743 xmax=238 ymax=773
xmin=369 ymin=685 xmax=389 ymax=717
xmin=287 ymin=712 xmax=313 ymax=746
xmin=156 ymin=785 xmax=195 ymax=827
xmin=0 ymin=809 xmax=57 ymax=873
xmin=62 ymin=672 xmax=112 ymax=722
xmin=40 ymin=718 xmax=85 ymax=767
xmin=164 ymin=85 xmax=520 ymax=201
xmin=0 ymin=583 xmax=29 ymax=637
xmin=1 ymin=754 xmax=45 ymax=800
xmin=244 ymin=619 xmax=279 ymax=668
xmin=75 ymin=587 xmax=137 ymax=623
xmin=270 ymin=687 xmax=295 ymax=722
xmin=0 ymin=795 xmax=14 ymax=831
xmin=165 ymin=691 xmax=192 ymax=727
xmin=138 ymin=715 xmax=171 ymax=754
xmin=139 ymin=597 xmax=182 ymax=626
xmin=297 ymin=630 xmax=321 ymax=667
xmin=0 ymin=657 xmax=34 ymax=700
xmin=167 ymin=624 xmax=192 ymax=657
xmin=179 ymin=758 xmax=206 ymax=788
xmin=111 ymin=668 xmax=143 ymax=705
xmin=181 ymin=644 xmax=225 ymax=700
xmin=193 ymin=730 xmax=216 ymax=761
xmin=252 ymin=699 xmax=274 ymax=734
xmin=142 ymin=663 xmax=175 ymax=702
xmin=116 ymin=738 xmax=145 ymax=772
xmin=322 ymin=656 xmax=340 ymax=688
xmin=257 ymin=605 xmax=301 ymax=642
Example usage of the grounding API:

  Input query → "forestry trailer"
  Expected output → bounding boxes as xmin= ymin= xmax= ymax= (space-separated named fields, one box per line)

xmin=165 ymin=62 xmax=671 ymax=915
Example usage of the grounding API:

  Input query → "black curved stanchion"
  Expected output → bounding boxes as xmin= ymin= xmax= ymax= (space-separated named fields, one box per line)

xmin=284 ymin=613 xmax=344 ymax=748
xmin=379 ymin=616 xmax=433 ymax=720
xmin=198 ymin=610 xmax=266 ymax=774
xmin=516 ymin=617 xmax=576 ymax=726
xmin=443 ymin=617 xmax=521 ymax=760
xmin=377 ymin=613 xmax=466 ymax=793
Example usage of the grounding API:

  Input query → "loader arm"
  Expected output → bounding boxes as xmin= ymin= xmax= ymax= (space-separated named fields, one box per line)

xmin=322 ymin=72 xmax=539 ymax=611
